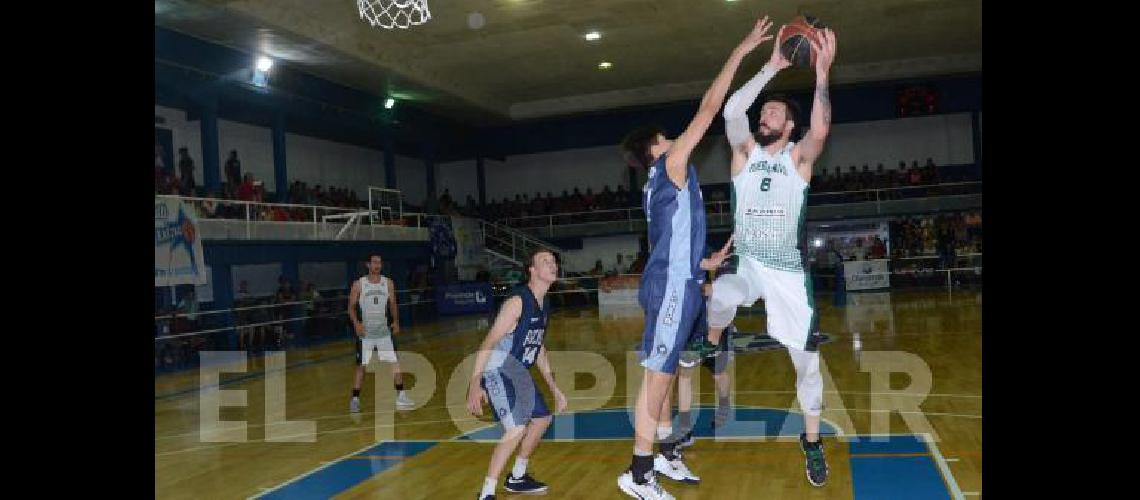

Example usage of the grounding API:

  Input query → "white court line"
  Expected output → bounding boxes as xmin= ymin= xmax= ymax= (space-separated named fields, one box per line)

xmin=963 ymin=493 xmax=980 ymax=496
xmin=245 ymin=439 xmax=444 ymax=500
xmin=944 ymin=457 xmax=960 ymax=462
xmin=154 ymin=390 xmax=981 ymax=442
xmin=924 ymin=432 xmax=966 ymax=500
xmin=247 ymin=438 xmax=381 ymax=500
xmin=156 ymin=404 xmax=982 ymax=446
xmin=156 ymin=418 xmax=486 ymax=457
xmin=248 ymin=405 xmax=970 ymax=499
xmin=841 ymin=408 xmax=981 ymax=420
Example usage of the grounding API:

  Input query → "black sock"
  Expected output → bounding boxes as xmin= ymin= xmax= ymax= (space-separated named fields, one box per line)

xmin=395 ymin=383 xmax=404 ymax=391
xmin=352 ymin=389 xmax=361 ymax=398
xmin=630 ymin=454 xmax=654 ymax=484
xmin=659 ymin=439 xmax=678 ymax=460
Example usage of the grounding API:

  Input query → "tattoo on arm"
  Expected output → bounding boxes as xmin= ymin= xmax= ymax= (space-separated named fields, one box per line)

xmin=816 ymin=86 xmax=831 ymax=125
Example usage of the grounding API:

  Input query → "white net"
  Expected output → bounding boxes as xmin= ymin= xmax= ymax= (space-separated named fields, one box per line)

xmin=357 ymin=0 xmax=431 ymax=29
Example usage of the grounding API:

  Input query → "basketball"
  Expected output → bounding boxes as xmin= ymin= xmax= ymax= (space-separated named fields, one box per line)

xmin=779 ymin=15 xmax=826 ymax=68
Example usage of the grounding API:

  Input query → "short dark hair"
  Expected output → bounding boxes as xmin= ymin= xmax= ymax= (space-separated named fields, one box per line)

xmin=761 ymin=94 xmax=801 ymax=138
xmin=525 ymin=248 xmax=555 ymax=281
xmin=620 ymin=125 xmax=667 ymax=170
xmin=365 ymin=253 xmax=383 ymax=262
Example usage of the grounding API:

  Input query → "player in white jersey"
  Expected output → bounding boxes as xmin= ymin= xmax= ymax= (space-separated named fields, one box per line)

xmin=348 ymin=254 xmax=414 ymax=412
xmin=699 ymin=26 xmax=838 ymax=487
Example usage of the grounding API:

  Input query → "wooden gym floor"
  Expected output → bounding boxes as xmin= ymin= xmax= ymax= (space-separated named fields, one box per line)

xmin=155 ymin=289 xmax=981 ymax=499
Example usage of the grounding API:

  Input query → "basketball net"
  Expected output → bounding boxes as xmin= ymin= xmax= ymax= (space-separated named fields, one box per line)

xmin=357 ymin=0 xmax=431 ymax=29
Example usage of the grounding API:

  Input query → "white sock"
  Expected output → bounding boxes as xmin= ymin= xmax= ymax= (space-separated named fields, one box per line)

xmin=481 ymin=477 xmax=496 ymax=497
xmin=656 ymin=426 xmax=673 ymax=441
xmin=634 ymin=447 xmax=653 ymax=456
xmin=511 ymin=457 xmax=528 ymax=478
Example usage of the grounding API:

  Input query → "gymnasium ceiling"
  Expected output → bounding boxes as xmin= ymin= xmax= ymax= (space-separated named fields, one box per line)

xmin=154 ymin=0 xmax=982 ymax=126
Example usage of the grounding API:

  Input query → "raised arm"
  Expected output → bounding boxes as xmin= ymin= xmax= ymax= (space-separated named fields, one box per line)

xmin=726 ymin=26 xmax=792 ymax=177
xmin=665 ymin=16 xmax=777 ymax=187
xmin=793 ymin=28 xmax=837 ymax=182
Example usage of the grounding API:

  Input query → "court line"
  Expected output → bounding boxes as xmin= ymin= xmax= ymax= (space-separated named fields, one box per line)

xmin=247 ymin=406 xmax=972 ymax=499
xmin=156 ymin=417 xmax=486 ymax=456
xmin=155 ymin=394 xmax=982 ymax=443
xmin=155 ymin=324 xmax=482 ymax=401
xmin=245 ymin=438 xmax=386 ymax=500
xmin=849 ymin=452 xmax=931 ymax=458
xmin=924 ymin=432 xmax=966 ymax=500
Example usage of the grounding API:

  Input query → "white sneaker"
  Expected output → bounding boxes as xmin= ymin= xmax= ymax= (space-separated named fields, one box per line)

xmin=349 ymin=397 xmax=361 ymax=413
xmin=654 ymin=453 xmax=700 ymax=484
xmin=618 ymin=471 xmax=674 ymax=500
xmin=395 ymin=392 xmax=415 ymax=410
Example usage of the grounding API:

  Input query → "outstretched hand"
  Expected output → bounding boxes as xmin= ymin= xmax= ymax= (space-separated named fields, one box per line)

xmin=738 ymin=16 xmax=776 ymax=54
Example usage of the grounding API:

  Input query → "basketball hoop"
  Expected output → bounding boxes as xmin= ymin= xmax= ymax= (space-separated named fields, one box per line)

xmin=357 ymin=0 xmax=431 ymax=29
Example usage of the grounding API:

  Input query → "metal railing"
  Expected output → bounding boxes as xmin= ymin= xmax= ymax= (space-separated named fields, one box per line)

xmin=492 ymin=181 xmax=982 ymax=236
xmin=480 ymin=220 xmax=565 ymax=271
xmin=156 ymin=195 xmax=431 ymax=239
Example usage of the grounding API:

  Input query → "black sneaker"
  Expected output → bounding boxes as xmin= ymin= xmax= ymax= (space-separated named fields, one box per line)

xmin=799 ymin=433 xmax=829 ymax=487
xmin=675 ymin=430 xmax=695 ymax=450
xmin=504 ymin=473 xmax=549 ymax=494
xmin=476 ymin=495 xmax=494 ymax=500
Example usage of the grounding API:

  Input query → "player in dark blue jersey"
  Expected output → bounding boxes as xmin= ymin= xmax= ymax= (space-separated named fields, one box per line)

xmin=467 ymin=249 xmax=567 ymax=500
xmin=615 ymin=16 xmax=778 ymax=500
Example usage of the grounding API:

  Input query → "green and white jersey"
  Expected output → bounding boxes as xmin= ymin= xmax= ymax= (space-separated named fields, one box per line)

xmin=732 ymin=142 xmax=809 ymax=272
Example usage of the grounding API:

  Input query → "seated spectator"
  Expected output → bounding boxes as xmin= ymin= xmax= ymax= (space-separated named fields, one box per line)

xmin=616 ymin=185 xmax=631 ymax=206
xmin=237 ymin=174 xmax=256 ymax=201
xmin=850 ymin=238 xmax=868 ymax=261
xmin=924 ymin=157 xmax=939 ymax=184
xmin=270 ymin=204 xmax=289 ymax=221
xmin=908 ymin=163 xmax=922 ymax=186
xmin=870 ymin=236 xmax=887 ymax=259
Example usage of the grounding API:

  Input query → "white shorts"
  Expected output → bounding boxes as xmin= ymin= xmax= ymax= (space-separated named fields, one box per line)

xmin=356 ymin=336 xmax=398 ymax=365
xmin=726 ymin=256 xmax=821 ymax=352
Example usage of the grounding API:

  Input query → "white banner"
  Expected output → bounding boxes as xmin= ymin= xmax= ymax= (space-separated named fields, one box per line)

xmin=452 ymin=216 xmax=485 ymax=281
xmin=155 ymin=198 xmax=207 ymax=286
xmin=844 ymin=259 xmax=891 ymax=291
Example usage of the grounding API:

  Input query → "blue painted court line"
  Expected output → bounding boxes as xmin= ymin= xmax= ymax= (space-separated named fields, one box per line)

xmin=457 ymin=406 xmax=839 ymax=441
xmin=252 ymin=410 xmax=961 ymax=500
xmin=849 ymin=435 xmax=954 ymax=500
xmin=848 ymin=434 xmax=928 ymax=454
xmin=256 ymin=441 xmax=438 ymax=500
